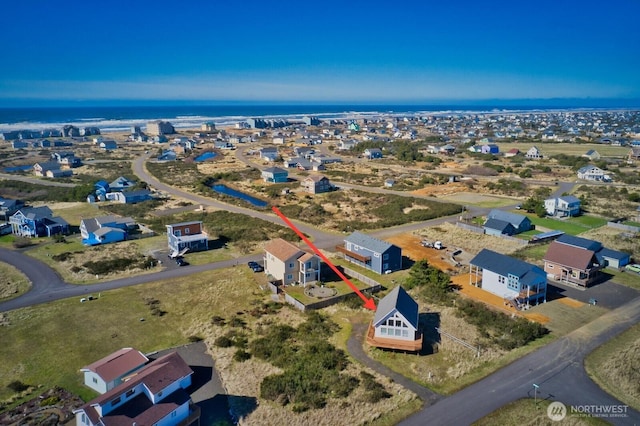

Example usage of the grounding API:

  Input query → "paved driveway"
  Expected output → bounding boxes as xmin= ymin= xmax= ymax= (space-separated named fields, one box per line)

xmin=548 ymin=279 xmax=640 ymax=309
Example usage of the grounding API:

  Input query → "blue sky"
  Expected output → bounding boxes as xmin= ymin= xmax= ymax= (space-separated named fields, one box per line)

xmin=1 ymin=0 xmax=639 ymax=105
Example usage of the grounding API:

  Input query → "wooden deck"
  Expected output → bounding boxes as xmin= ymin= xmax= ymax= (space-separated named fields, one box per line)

xmin=365 ymin=322 xmax=423 ymax=352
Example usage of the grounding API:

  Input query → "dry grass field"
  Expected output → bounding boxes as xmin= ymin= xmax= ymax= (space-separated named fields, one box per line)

xmin=474 ymin=398 xmax=607 ymax=426
xmin=585 ymin=323 xmax=640 ymax=411
xmin=0 ymin=262 xmax=31 ymax=301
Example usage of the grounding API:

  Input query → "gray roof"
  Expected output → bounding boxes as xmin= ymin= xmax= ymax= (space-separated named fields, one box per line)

xmin=344 ymin=231 xmax=396 ymax=254
xmin=557 ymin=195 xmax=581 ymax=204
xmin=470 ymin=249 xmax=545 ymax=286
xmin=373 ymin=286 xmax=418 ymax=329
xmin=487 ymin=209 xmax=529 ymax=228
xmin=263 ymin=167 xmax=287 ymax=174
xmin=19 ymin=206 xmax=54 ymax=220
xmin=93 ymin=227 xmax=125 ymax=237
xmin=483 ymin=218 xmax=514 ymax=234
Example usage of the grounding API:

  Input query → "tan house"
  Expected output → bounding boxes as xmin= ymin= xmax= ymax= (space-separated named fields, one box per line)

xmin=543 ymin=241 xmax=602 ymax=287
xmin=263 ymin=238 xmax=321 ymax=285
xmin=301 ymin=174 xmax=332 ymax=194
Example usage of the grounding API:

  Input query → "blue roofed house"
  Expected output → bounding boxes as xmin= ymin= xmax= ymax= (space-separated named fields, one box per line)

xmin=367 ymin=286 xmax=422 ymax=351
xmin=9 ymin=206 xmax=69 ymax=237
xmin=80 ymin=215 xmax=136 ymax=246
xmin=261 ymin=167 xmax=288 ymax=183
xmin=337 ymin=231 xmax=402 ymax=274
xmin=166 ymin=221 xmax=209 ymax=257
xmin=0 ymin=197 xmax=24 ymax=221
xmin=469 ymin=249 xmax=547 ymax=308
xmin=544 ymin=195 xmax=581 ymax=217
xmin=483 ymin=210 xmax=532 ymax=236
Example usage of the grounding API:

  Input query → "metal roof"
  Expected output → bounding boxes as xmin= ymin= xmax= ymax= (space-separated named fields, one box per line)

xmin=470 ymin=249 xmax=545 ymax=286
xmin=344 ymin=231 xmax=396 ymax=255
xmin=373 ymin=286 xmax=418 ymax=329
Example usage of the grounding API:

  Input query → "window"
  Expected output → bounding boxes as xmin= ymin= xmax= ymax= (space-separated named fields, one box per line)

xmin=374 ymin=253 xmax=380 ymax=258
xmin=380 ymin=327 xmax=387 ymax=335
xmin=287 ymin=274 xmax=293 ymax=280
xmin=92 ymin=377 xmax=98 ymax=384
xmin=126 ymin=389 xmax=135 ymax=398
xmin=174 ymin=230 xmax=181 ymax=237
xmin=498 ymin=276 xmax=505 ymax=284
xmin=306 ymin=261 xmax=312 ymax=268
xmin=185 ymin=228 xmax=190 ymax=234
xmin=111 ymin=397 xmax=121 ymax=406
xmin=395 ymin=329 xmax=401 ymax=336
xmin=548 ymin=264 xmax=554 ymax=269
xmin=395 ymin=320 xmax=402 ymax=327
xmin=289 ymin=263 xmax=294 ymax=268
xmin=402 ymin=329 xmax=409 ymax=337
xmin=383 ymin=253 xmax=389 ymax=260
xmin=171 ymin=411 xmax=177 ymax=418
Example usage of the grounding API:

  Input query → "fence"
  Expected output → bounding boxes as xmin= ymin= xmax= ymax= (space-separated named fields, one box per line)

xmin=455 ymin=222 xmax=484 ymax=234
xmin=283 ymin=267 xmax=382 ymax=312
xmin=607 ymin=222 xmax=640 ymax=234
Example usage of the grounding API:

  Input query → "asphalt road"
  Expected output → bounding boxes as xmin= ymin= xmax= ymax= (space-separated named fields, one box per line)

xmin=399 ymin=295 xmax=640 ymax=426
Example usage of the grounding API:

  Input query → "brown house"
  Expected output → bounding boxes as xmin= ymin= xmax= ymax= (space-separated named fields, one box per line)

xmin=543 ymin=241 xmax=602 ymax=287
xmin=301 ymin=174 xmax=332 ymax=194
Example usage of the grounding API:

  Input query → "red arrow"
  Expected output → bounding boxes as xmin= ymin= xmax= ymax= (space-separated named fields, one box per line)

xmin=272 ymin=206 xmax=376 ymax=311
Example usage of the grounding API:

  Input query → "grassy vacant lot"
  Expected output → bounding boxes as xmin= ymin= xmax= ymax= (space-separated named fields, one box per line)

xmin=475 ymin=398 xmax=607 ymax=426
xmin=0 ymin=262 xmax=30 ymax=301
xmin=527 ymin=215 xmax=605 ymax=236
xmin=525 ymin=299 xmax=607 ymax=336
xmin=495 ymin=142 xmax=630 ymax=158
xmin=585 ymin=323 xmax=640 ymax=411
xmin=604 ymin=268 xmax=640 ymax=290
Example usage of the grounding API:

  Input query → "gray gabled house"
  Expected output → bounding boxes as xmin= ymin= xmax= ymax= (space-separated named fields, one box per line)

xmin=336 ymin=231 xmax=402 ymax=274
xmin=367 ymin=286 xmax=422 ymax=351
xmin=483 ymin=209 xmax=532 ymax=236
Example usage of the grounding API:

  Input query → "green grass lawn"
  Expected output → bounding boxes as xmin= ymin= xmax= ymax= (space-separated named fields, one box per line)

xmin=623 ymin=220 xmax=640 ymax=228
xmin=527 ymin=215 xmax=605 ymax=235
xmin=0 ymin=266 xmax=268 ymax=403
xmin=512 ymin=242 xmax=551 ymax=262
xmin=606 ymin=268 xmax=640 ymax=290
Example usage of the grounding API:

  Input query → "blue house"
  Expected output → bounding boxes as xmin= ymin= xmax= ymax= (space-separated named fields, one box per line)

xmin=481 ymin=144 xmax=500 ymax=154
xmin=544 ymin=195 xmax=581 ymax=217
xmin=261 ymin=167 xmax=288 ymax=183
xmin=484 ymin=210 xmax=532 ymax=236
xmin=0 ymin=197 xmax=24 ymax=221
xmin=9 ymin=207 xmax=69 ymax=237
xmin=364 ymin=148 xmax=383 ymax=159
xmin=337 ymin=231 xmax=402 ymax=274
xmin=469 ymin=249 xmax=547 ymax=307
xmin=94 ymin=180 xmax=110 ymax=196
xmin=80 ymin=215 xmax=136 ymax=246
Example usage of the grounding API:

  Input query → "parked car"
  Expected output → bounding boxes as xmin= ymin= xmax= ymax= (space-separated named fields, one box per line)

xmin=176 ymin=258 xmax=189 ymax=267
xmin=247 ymin=261 xmax=263 ymax=272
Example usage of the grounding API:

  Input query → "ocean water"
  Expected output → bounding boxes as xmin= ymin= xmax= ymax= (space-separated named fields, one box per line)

xmin=0 ymin=101 xmax=637 ymax=133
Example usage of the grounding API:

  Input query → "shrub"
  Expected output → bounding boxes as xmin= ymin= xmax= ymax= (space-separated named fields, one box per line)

xmin=211 ymin=315 xmax=226 ymax=326
xmin=7 ymin=380 xmax=29 ymax=393
xmin=359 ymin=371 xmax=391 ymax=403
xmin=40 ymin=396 xmax=60 ymax=407
xmin=233 ymin=350 xmax=251 ymax=362
xmin=187 ymin=335 xmax=203 ymax=342
xmin=214 ymin=336 xmax=233 ymax=348
xmin=52 ymin=252 xmax=73 ymax=262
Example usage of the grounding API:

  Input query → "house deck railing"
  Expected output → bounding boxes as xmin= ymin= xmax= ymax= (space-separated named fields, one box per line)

xmin=334 ymin=245 xmax=371 ymax=262
xmin=365 ymin=322 xmax=423 ymax=352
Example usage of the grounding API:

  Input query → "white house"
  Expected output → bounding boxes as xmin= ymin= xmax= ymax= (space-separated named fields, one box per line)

xmin=367 ymin=286 xmax=422 ymax=352
xmin=525 ymin=146 xmax=543 ymax=159
xmin=80 ymin=348 xmax=148 ymax=394
xmin=544 ymin=195 xmax=581 ymax=217
xmin=577 ymin=165 xmax=609 ymax=181
xmin=263 ymin=238 xmax=321 ymax=285
xmin=74 ymin=352 xmax=198 ymax=426
xmin=469 ymin=249 xmax=547 ymax=307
